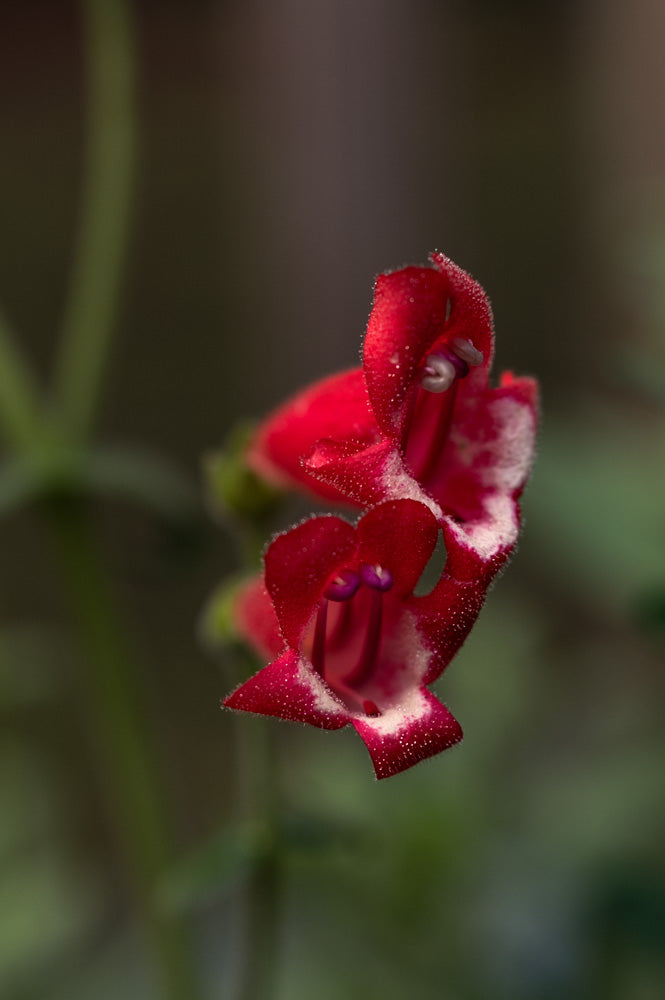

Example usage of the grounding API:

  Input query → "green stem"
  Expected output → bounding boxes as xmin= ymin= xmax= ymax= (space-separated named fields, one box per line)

xmin=54 ymin=0 xmax=135 ymax=443
xmin=233 ymin=701 xmax=281 ymax=1000
xmin=46 ymin=499 xmax=203 ymax=1000
xmin=232 ymin=518 xmax=282 ymax=1000
xmin=241 ymin=842 xmax=280 ymax=1000
xmin=0 ymin=306 xmax=45 ymax=454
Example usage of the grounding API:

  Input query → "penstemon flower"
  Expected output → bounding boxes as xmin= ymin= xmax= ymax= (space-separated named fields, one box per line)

xmin=224 ymin=500 xmax=488 ymax=779
xmin=218 ymin=252 xmax=538 ymax=779
xmin=248 ymin=252 xmax=538 ymax=584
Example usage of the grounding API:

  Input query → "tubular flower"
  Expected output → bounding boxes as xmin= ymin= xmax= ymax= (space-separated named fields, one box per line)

xmin=249 ymin=252 xmax=538 ymax=583
xmin=224 ymin=499 xmax=488 ymax=779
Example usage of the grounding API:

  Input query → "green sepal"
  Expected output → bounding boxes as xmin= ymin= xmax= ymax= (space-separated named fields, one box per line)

xmin=204 ymin=423 xmax=283 ymax=524
xmin=198 ymin=575 xmax=252 ymax=650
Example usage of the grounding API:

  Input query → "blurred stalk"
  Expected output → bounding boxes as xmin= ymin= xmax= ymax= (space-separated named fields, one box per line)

xmin=234 ymin=714 xmax=281 ymax=1000
xmin=0 ymin=306 xmax=45 ymax=454
xmin=227 ymin=519 xmax=282 ymax=1000
xmin=45 ymin=4 xmax=204 ymax=996
xmin=54 ymin=0 xmax=135 ymax=443
xmin=46 ymin=498 xmax=203 ymax=1000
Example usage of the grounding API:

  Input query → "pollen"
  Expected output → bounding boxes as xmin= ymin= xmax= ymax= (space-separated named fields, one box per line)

xmin=450 ymin=337 xmax=483 ymax=367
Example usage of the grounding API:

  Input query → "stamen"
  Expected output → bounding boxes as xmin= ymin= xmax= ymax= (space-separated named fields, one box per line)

xmin=312 ymin=568 xmax=360 ymax=678
xmin=328 ymin=595 xmax=353 ymax=647
xmin=344 ymin=565 xmax=393 ymax=688
xmin=419 ymin=340 xmax=483 ymax=395
xmin=420 ymin=353 xmax=457 ymax=393
xmin=324 ymin=568 xmax=360 ymax=601
xmin=344 ymin=588 xmax=383 ymax=687
xmin=450 ymin=337 xmax=483 ymax=367
xmin=412 ymin=379 xmax=459 ymax=486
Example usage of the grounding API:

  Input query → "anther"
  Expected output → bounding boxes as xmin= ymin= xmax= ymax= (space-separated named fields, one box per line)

xmin=420 ymin=339 xmax=483 ymax=394
xmin=450 ymin=337 xmax=483 ymax=367
xmin=324 ymin=568 xmax=360 ymax=601
xmin=360 ymin=564 xmax=394 ymax=591
xmin=420 ymin=353 xmax=457 ymax=393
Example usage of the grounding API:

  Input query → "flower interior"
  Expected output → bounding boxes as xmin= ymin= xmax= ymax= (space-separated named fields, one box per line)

xmin=301 ymin=562 xmax=422 ymax=718
xmin=401 ymin=335 xmax=483 ymax=502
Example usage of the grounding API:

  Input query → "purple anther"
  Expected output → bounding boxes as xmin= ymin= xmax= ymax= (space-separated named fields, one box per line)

xmin=420 ymin=352 xmax=456 ymax=393
xmin=324 ymin=568 xmax=360 ymax=601
xmin=360 ymin=563 xmax=394 ymax=592
xmin=441 ymin=347 xmax=470 ymax=379
xmin=450 ymin=336 xmax=483 ymax=367
xmin=420 ymin=347 xmax=469 ymax=393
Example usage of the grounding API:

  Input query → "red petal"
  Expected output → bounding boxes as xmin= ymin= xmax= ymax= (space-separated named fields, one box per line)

xmin=411 ymin=576 xmax=489 ymax=684
xmin=434 ymin=374 xmax=539 ymax=579
xmin=305 ymin=436 xmax=396 ymax=509
xmin=351 ymin=687 xmax=462 ymax=779
xmin=430 ymin=251 xmax=495 ymax=382
xmin=248 ymin=368 xmax=375 ymax=503
xmin=224 ymin=649 xmax=349 ymax=730
xmin=264 ymin=515 xmax=357 ymax=647
xmin=363 ymin=255 xmax=494 ymax=440
xmin=233 ymin=576 xmax=283 ymax=660
xmin=364 ymin=265 xmax=451 ymax=438
xmin=356 ymin=499 xmax=439 ymax=597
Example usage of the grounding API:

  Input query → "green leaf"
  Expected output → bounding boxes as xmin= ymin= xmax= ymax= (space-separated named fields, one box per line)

xmin=83 ymin=446 xmax=197 ymax=521
xmin=0 ymin=444 xmax=197 ymax=528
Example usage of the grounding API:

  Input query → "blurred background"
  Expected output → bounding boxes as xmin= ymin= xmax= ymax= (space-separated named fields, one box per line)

xmin=1 ymin=1 xmax=664 ymax=998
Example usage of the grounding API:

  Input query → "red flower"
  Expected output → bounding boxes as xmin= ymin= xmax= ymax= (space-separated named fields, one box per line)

xmin=249 ymin=253 xmax=538 ymax=583
xmin=224 ymin=500 xmax=487 ymax=779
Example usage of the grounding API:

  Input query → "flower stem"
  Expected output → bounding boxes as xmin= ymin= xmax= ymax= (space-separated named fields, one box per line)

xmin=0 ymin=306 xmax=45 ymax=454
xmin=414 ymin=381 xmax=459 ymax=487
xmin=54 ymin=0 xmax=135 ymax=443
xmin=46 ymin=498 xmax=203 ymax=1000
xmin=231 ymin=663 xmax=281 ymax=1000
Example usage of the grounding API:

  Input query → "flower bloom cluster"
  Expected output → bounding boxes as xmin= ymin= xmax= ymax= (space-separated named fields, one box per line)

xmin=224 ymin=252 xmax=538 ymax=779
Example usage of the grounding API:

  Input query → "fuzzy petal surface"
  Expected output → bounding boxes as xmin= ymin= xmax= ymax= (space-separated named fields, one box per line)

xmin=264 ymin=514 xmax=357 ymax=648
xmin=412 ymin=576 xmax=489 ymax=684
xmin=363 ymin=254 xmax=494 ymax=440
xmin=434 ymin=374 xmax=539 ymax=579
xmin=233 ymin=576 xmax=283 ymax=660
xmin=355 ymin=499 xmax=439 ymax=597
xmin=363 ymin=265 xmax=452 ymax=438
xmin=305 ymin=436 xmax=395 ymax=509
xmin=351 ymin=687 xmax=462 ymax=779
xmin=248 ymin=368 xmax=375 ymax=504
xmin=224 ymin=649 xmax=348 ymax=730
